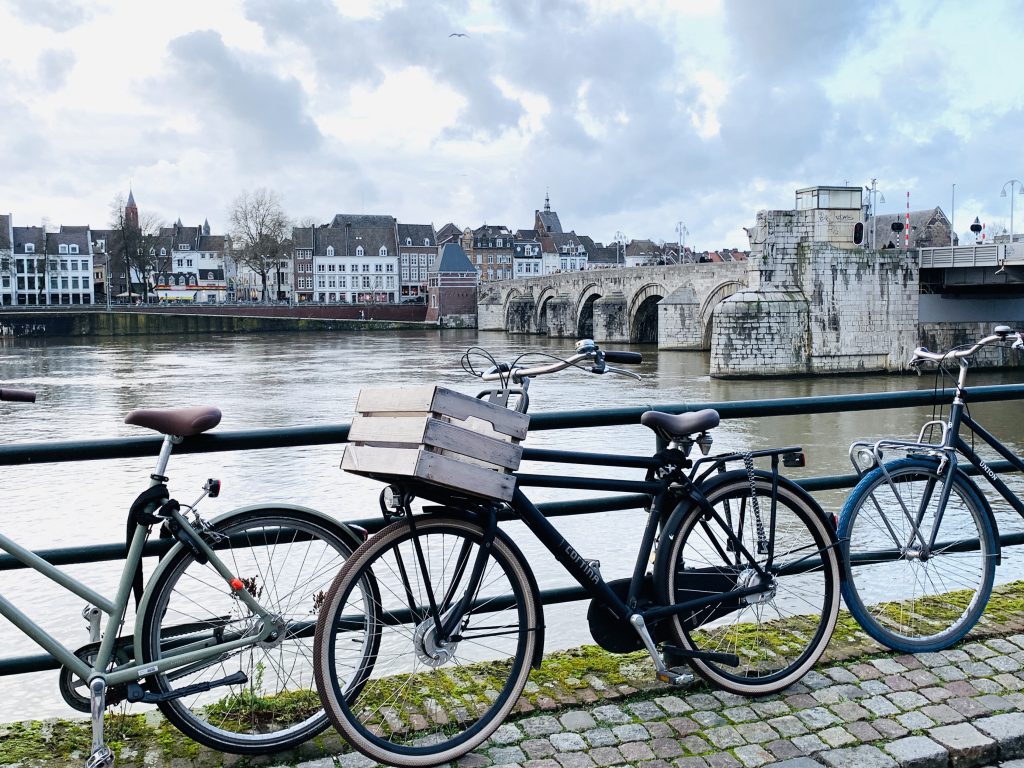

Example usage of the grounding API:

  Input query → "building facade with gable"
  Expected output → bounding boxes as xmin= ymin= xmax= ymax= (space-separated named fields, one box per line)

xmin=397 ymin=223 xmax=436 ymax=301
xmin=427 ymin=242 xmax=479 ymax=325
xmin=313 ymin=214 xmax=400 ymax=304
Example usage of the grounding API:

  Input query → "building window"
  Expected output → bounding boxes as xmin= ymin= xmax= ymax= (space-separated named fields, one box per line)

xmin=160 ymin=248 xmax=166 ymax=256
xmin=70 ymin=244 xmax=79 ymax=254
xmin=24 ymin=244 xmax=34 ymax=253
xmin=59 ymin=244 xmax=68 ymax=254
xmin=356 ymin=245 xmax=364 ymax=257
xmin=379 ymin=246 xmax=388 ymax=257
xmin=424 ymin=238 xmax=430 ymax=246
xmin=327 ymin=246 xmax=335 ymax=257
xmin=405 ymin=238 xmax=412 ymax=246
xmin=362 ymin=264 xmax=370 ymax=272
xmin=179 ymin=244 xmax=190 ymax=250
xmin=375 ymin=264 xmax=383 ymax=272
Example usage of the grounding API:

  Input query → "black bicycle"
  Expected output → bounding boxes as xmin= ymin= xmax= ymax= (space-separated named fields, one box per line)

xmin=314 ymin=341 xmax=842 ymax=767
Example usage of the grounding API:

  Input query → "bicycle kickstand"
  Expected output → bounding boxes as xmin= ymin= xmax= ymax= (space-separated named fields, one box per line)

xmin=86 ymin=677 xmax=114 ymax=768
xmin=628 ymin=615 xmax=695 ymax=687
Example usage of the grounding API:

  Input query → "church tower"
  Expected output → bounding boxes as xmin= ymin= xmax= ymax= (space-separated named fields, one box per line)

xmin=125 ymin=189 xmax=139 ymax=230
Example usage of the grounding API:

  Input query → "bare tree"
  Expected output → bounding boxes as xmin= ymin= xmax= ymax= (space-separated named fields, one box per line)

xmin=108 ymin=194 xmax=165 ymax=302
xmin=228 ymin=188 xmax=289 ymax=302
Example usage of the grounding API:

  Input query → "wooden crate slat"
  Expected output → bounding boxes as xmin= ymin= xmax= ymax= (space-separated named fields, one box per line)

xmin=422 ymin=418 xmax=523 ymax=470
xmin=348 ymin=414 xmax=428 ymax=446
xmin=341 ymin=444 xmax=517 ymax=502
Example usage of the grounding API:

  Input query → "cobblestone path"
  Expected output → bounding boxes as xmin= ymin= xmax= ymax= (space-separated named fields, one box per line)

xmin=14 ymin=613 xmax=1024 ymax=767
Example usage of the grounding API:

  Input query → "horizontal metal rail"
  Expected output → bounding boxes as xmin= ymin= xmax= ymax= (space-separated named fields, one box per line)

xmin=1 ymin=383 xmax=1023 ymax=679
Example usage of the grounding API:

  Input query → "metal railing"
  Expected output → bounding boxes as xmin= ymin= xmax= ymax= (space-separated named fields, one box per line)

xmin=919 ymin=243 xmax=1017 ymax=268
xmin=2 ymin=383 xmax=1024 ymax=678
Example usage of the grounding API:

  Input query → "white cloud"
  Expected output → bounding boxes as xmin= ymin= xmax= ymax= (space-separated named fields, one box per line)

xmin=0 ymin=0 xmax=1022 ymax=248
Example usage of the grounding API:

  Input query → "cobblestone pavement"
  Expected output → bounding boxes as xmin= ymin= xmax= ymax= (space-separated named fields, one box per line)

xmin=16 ymin=625 xmax=1024 ymax=767
xmin=305 ymin=634 xmax=1024 ymax=768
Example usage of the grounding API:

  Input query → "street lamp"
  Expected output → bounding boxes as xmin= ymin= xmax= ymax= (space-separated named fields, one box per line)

xmin=614 ymin=231 xmax=626 ymax=266
xmin=676 ymin=221 xmax=689 ymax=264
xmin=1000 ymin=179 xmax=1023 ymax=245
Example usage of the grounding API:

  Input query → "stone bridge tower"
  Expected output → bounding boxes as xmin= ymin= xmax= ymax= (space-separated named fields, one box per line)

xmin=711 ymin=186 xmax=919 ymax=376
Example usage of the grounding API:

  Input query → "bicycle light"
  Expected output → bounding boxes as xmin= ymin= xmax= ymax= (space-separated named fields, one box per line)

xmin=204 ymin=478 xmax=221 ymax=498
xmin=853 ymin=447 xmax=876 ymax=471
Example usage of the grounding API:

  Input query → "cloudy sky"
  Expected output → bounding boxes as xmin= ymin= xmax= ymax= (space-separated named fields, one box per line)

xmin=1 ymin=0 xmax=1022 ymax=249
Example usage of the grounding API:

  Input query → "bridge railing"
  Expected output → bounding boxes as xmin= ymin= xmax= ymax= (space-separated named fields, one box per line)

xmin=2 ymin=383 xmax=1024 ymax=678
xmin=919 ymin=243 xmax=1011 ymax=268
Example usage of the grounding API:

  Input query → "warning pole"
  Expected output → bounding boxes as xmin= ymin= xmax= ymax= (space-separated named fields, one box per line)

xmin=906 ymin=191 xmax=910 ymax=249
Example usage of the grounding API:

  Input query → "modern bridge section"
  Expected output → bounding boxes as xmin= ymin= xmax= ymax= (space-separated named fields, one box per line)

xmin=477 ymin=262 xmax=748 ymax=348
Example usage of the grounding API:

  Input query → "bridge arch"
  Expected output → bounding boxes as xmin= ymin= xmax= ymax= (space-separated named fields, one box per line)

xmin=534 ymin=286 xmax=560 ymax=336
xmin=502 ymin=287 xmax=524 ymax=330
xmin=627 ymin=283 xmax=668 ymax=344
xmin=699 ymin=280 xmax=743 ymax=349
xmin=575 ymin=283 xmax=602 ymax=339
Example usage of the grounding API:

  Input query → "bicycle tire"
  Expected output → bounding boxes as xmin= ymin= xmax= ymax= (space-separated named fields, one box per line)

xmin=838 ymin=457 xmax=996 ymax=653
xmin=658 ymin=471 xmax=841 ymax=696
xmin=314 ymin=515 xmax=539 ymax=768
xmin=139 ymin=507 xmax=377 ymax=754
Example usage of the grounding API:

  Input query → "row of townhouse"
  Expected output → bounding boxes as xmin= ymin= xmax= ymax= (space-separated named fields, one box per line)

xmin=0 ymin=215 xmax=97 ymax=306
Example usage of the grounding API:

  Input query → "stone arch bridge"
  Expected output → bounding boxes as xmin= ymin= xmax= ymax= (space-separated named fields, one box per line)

xmin=477 ymin=262 xmax=748 ymax=349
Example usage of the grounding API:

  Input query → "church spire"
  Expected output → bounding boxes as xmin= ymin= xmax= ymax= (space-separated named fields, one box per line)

xmin=544 ymin=190 xmax=551 ymax=213
xmin=125 ymin=189 xmax=139 ymax=229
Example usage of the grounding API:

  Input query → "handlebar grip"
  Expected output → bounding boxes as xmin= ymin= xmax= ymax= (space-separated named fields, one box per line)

xmin=603 ymin=351 xmax=643 ymax=365
xmin=0 ymin=389 xmax=36 ymax=402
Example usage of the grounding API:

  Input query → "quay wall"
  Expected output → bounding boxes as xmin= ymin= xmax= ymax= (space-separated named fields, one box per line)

xmin=0 ymin=310 xmax=429 ymax=337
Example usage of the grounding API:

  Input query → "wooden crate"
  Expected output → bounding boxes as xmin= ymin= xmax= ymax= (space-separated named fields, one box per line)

xmin=341 ymin=385 xmax=530 ymax=502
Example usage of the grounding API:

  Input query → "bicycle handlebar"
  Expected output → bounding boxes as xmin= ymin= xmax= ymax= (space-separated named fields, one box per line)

xmin=0 ymin=389 xmax=36 ymax=403
xmin=910 ymin=326 xmax=1023 ymax=367
xmin=479 ymin=341 xmax=643 ymax=383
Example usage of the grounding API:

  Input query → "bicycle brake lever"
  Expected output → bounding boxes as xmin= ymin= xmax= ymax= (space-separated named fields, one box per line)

xmin=605 ymin=366 xmax=642 ymax=381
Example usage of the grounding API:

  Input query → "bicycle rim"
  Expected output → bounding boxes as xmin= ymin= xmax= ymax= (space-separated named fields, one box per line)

xmin=315 ymin=516 xmax=538 ymax=768
xmin=664 ymin=477 xmax=840 ymax=695
xmin=140 ymin=509 xmax=363 ymax=754
xmin=839 ymin=459 xmax=995 ymax=652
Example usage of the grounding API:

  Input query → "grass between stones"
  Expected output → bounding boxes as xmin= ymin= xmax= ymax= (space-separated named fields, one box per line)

xmin=5 ymin=579 xmax=1024 ymax=766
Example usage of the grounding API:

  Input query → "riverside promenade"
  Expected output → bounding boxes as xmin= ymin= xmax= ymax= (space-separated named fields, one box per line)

xmin=11 ymin=589 xmax=1024 ymax=768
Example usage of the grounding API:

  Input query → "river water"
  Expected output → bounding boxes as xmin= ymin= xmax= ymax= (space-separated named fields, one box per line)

xmin=2 ymin=329 xmax=1024 ymax=721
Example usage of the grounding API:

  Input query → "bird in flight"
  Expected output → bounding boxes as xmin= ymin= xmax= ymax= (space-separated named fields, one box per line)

xmin=449 ymin=32 xmax=468 ymax=37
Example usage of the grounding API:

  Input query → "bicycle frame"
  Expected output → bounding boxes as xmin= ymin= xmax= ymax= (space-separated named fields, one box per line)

xmin=405 ymin=441 xmax=803 ymax=678
xmin=0 ymin=445 xmax=276 ymax=690
xmin=852 ymin=358 xmax=1024 ymax=559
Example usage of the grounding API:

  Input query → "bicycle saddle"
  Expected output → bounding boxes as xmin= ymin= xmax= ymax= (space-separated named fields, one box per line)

xmin=640 ymin=409 xmax=719 ymax=439
xmin=124 ymin=406 xmax=222 ymax=437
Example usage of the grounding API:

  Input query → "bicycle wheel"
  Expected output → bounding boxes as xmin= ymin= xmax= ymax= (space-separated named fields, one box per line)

xmin=314 ymin=515 xmax=539 ymax=768
xmin=658 ymin=472 xmax=841 ymax=695
xmin=838 ymin=457 xmax=996 ymax=652
xmin=140 ymin=507 xmax=376 ymax=754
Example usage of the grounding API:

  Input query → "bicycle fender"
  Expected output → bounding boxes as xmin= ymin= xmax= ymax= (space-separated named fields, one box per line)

xmin=206 ymin=503 xmax=369 ymax=553
xmin=132 ymin=504 xmax=368 ymax=659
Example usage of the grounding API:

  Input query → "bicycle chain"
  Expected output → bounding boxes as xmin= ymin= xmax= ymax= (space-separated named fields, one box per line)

xmin=742 ymin=453 xmax=769 ymax=555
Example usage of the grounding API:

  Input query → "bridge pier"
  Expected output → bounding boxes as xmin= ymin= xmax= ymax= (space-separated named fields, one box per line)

xmin=658 ymin=287 xmax=703 ymax=350
xmin=592 ymin=292 xmax=628 ymax=343
xmin=542 ymin=296 xmax=575 ymax=338
xmin=506 ymin=296 xmax=536 ymax=334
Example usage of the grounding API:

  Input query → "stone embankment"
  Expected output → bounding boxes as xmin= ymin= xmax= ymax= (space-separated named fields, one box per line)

xmin=9 ymin=587 xmax=1024 ymax=767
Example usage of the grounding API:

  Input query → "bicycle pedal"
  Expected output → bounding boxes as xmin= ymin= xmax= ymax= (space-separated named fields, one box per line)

xmin=87 ymin=745 xmax=115 ymax=768
xmin=656 ymin=668 xmax=695 ymax=687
